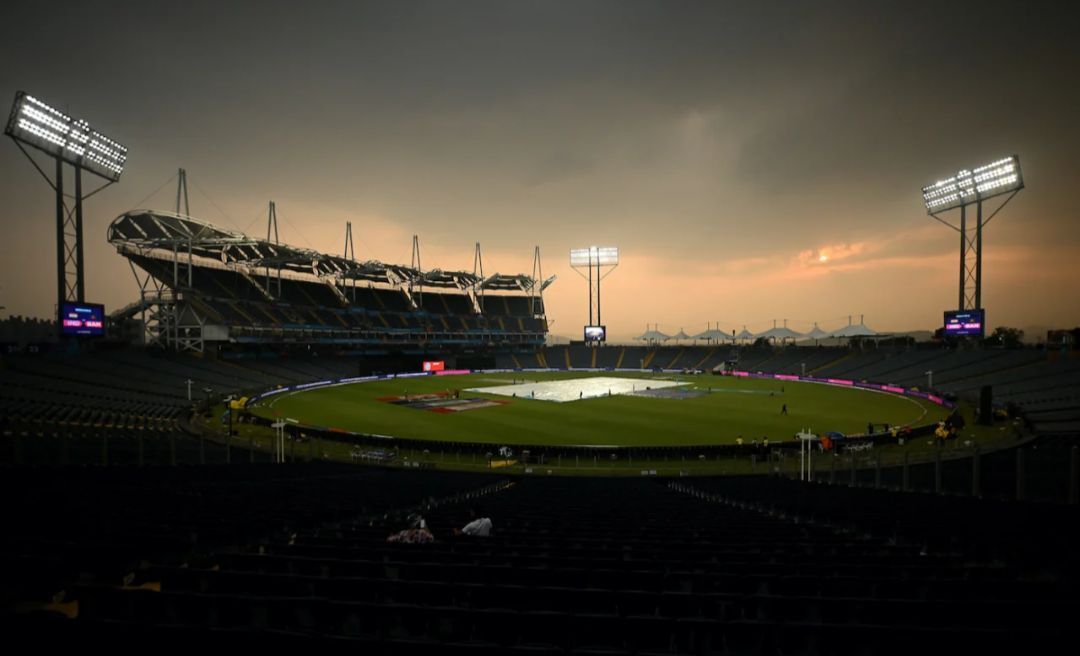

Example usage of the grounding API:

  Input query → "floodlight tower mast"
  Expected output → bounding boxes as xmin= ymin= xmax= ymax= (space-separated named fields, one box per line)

xmin=175 ymin=168 xmax=190 ymax=216
xmin=410 ymin=235 xmax=422 ymax=308
xmin=570 ymin=246 xmax=619 ymax=341
xmin=343 ymin=221 xmax=356 ymax=303
xmin=922 ymin=156 xmax=1024 ymax=312
xmin=4 ymin=92 xmax=127 ymax=327
xmin=530 ymin=246 xmax=543 ymax=317
xmin=265 ymin=201 xmax=280 ymax=299
xmin=473 ymin=242 xmax=484 ymax=313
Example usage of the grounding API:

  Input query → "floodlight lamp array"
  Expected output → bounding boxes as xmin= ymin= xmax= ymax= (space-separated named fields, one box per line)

xmin=5 ymin=92 xmax=128 ymax=181
xmin=922 ymin=156 xmax=1021 ymax=213
xmin=570 ymin=246 xmax=619 ymax=267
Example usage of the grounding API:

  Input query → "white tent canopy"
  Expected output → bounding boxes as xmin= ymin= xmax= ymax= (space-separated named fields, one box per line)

xmin=734 ymin=325 xmax=756 ymax=341
xmin=804 ymin=322 xmax=831 ymax=340
xmin=671 ymin=328 xmax=692 ymax=341
xmin=829 ymin=315 xmax=879 ymax=338
xmin=693 ymin=325 xmax=733 ymax=341
xmin=636 ymin=324 xmax=671 ymax=342
xmin=756 ymin=319 xmax=804 ymax=341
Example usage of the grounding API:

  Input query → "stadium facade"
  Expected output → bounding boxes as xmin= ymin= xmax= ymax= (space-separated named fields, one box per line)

xmin=107 ymin=210 xmax=551 ymax=355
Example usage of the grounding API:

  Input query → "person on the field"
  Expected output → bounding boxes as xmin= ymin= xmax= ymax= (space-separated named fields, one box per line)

xmin=781 ymin=404 xmax=788 ymax=415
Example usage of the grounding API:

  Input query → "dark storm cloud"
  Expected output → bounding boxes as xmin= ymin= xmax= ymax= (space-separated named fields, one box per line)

xmin=1 ymin=0 xmax=1078 ymax=333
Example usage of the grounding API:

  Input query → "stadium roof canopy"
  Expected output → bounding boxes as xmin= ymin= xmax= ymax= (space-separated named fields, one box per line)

xmin=693 ymin=327 xmax=732 ymax=341
xmin=756 ymin=321 xmax=804 ymax=340
xmin=734 ymin=327 xmax=756 ymax=340
xmin=671 ymin=328 xmax=692 ymax=341
xmin=804 ymin=323 xmax=831 ymax=340
xmin=636 ymin=327 xmax=671 ymax=342
xmin=829 ymin=316 xmax=879 ymax=338
xmin=108 ymin=210 xmax=553 ymax=294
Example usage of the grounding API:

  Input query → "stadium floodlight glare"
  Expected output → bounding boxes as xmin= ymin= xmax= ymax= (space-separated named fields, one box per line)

xmin=570 ymin=246 xmax=619 ymax=267
xmin=5 ymin=91 xmax=128 ymax=181
xmin=920 ymin=154 xmax=1024 ymax=315
xmin=570 ymin=246 xmax=619 ymax=341
xmin=5 ymin=91 xmax=129 ymax=332
xmin=921 ymin=155 xmax=1022 ymax=214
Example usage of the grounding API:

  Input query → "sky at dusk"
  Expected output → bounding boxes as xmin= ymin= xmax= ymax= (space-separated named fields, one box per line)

xmin=1 ymin=0 xmax=1078 ymax=341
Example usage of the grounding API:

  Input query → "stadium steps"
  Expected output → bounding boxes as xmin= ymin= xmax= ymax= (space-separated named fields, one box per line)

xmin=237 ymin=270 xmax=276 ymax=301
xmin=934 ymin=355 xmax=1047 ymax=393
xmin=276 ymin=306 xmax=304 ymax=324
xmin=210 ymin=277 xmax=240 ymax=300
xmin=642 ymin=349 xmax=657 ymax=369
xmin=537 ymin=349 xmax=548 ymax=368
xmin=322 ymin=280 xmax=349 ymax=307
xmin=439 ymin=316 xmax=451 ymax=331
xmin=510 ymin=354 xmax=523 ymax=369
xmin=591 ymin=348 xmax=598 ymax=368
xmin=665 ymin=349 xmax=685 ymax=369
xmin=565 ymin=348 xmax=572 ymax=369
xmin=496 ymin=317 xmax=507 ymax=331
xmin=517 ymin=317 xmax=525 ymax=332
xmin=330 ymin=310 xmax=349 ymax=328
xmin=750 ymin=349 xmax=784 ymax=372
xmin=438 ymin=295 xmax=452 ymax=314
xmin=615 ymin=347 xmax=626 ymax=369
xmin=295 ymin=284 xmax=323 ymax=308
xmin=376 ymin=312 xmax=391 ymax=329
xmin=692 ymin=348 xmax=716 ymax=370
xmin=458 ymin=316 xmax=469 ymax=331
xmin=811 ymin=351 xmax=857 ymax=375
xmin=188 ymin=297 xmax=225 ymax=323
xmin=227 ymin=301 xmax=257 ymax=325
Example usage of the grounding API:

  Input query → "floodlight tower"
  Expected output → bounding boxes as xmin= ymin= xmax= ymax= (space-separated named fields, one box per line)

xmin=4 ymin=91 xmax=128 ymax=323
xmin=922 ymin=155 xmax=1024 ymax=312
xmin=570 ymin=246 xmax=618 ymax=343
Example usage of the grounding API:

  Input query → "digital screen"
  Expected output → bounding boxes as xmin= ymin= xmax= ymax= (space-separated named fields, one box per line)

xmin=584 ymin=325 xmax=606 ymax=342
xmin=422 ymin=360 xmax=446 ymax=372
xmin=944 ymin=309 xmax=985 ymax=337
xmin=60 ymin=302 xmax=105 ymax=337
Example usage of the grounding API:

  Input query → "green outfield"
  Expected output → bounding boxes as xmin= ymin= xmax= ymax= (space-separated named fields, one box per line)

xmin=245 ymin=372 xmax=948 ymax=448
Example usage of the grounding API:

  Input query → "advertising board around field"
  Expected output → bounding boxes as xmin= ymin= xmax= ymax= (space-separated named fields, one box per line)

xmin=422 ymin=360 xmax=446 ymax=372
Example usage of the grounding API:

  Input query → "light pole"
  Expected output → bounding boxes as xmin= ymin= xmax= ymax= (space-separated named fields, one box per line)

xmin=185 ymin=379 xmax=193 ymax=401
xmin=922 ymin=155 xmax=1024 ymax=316
xmin=271 ymin=421 xmax=286 ymax=463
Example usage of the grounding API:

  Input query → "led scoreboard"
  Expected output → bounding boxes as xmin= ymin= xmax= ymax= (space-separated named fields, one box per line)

xmin=584 ymin=326 xmax=606 ymax=343
xmin=944 ymin=309 xmax=985 ymax=338
xmin=60 ymin=302 xmax=105 ymax=337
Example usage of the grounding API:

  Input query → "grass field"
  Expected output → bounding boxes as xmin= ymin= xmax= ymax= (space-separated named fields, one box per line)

xmin=245 ymin=372 xmax=948 ymax=448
